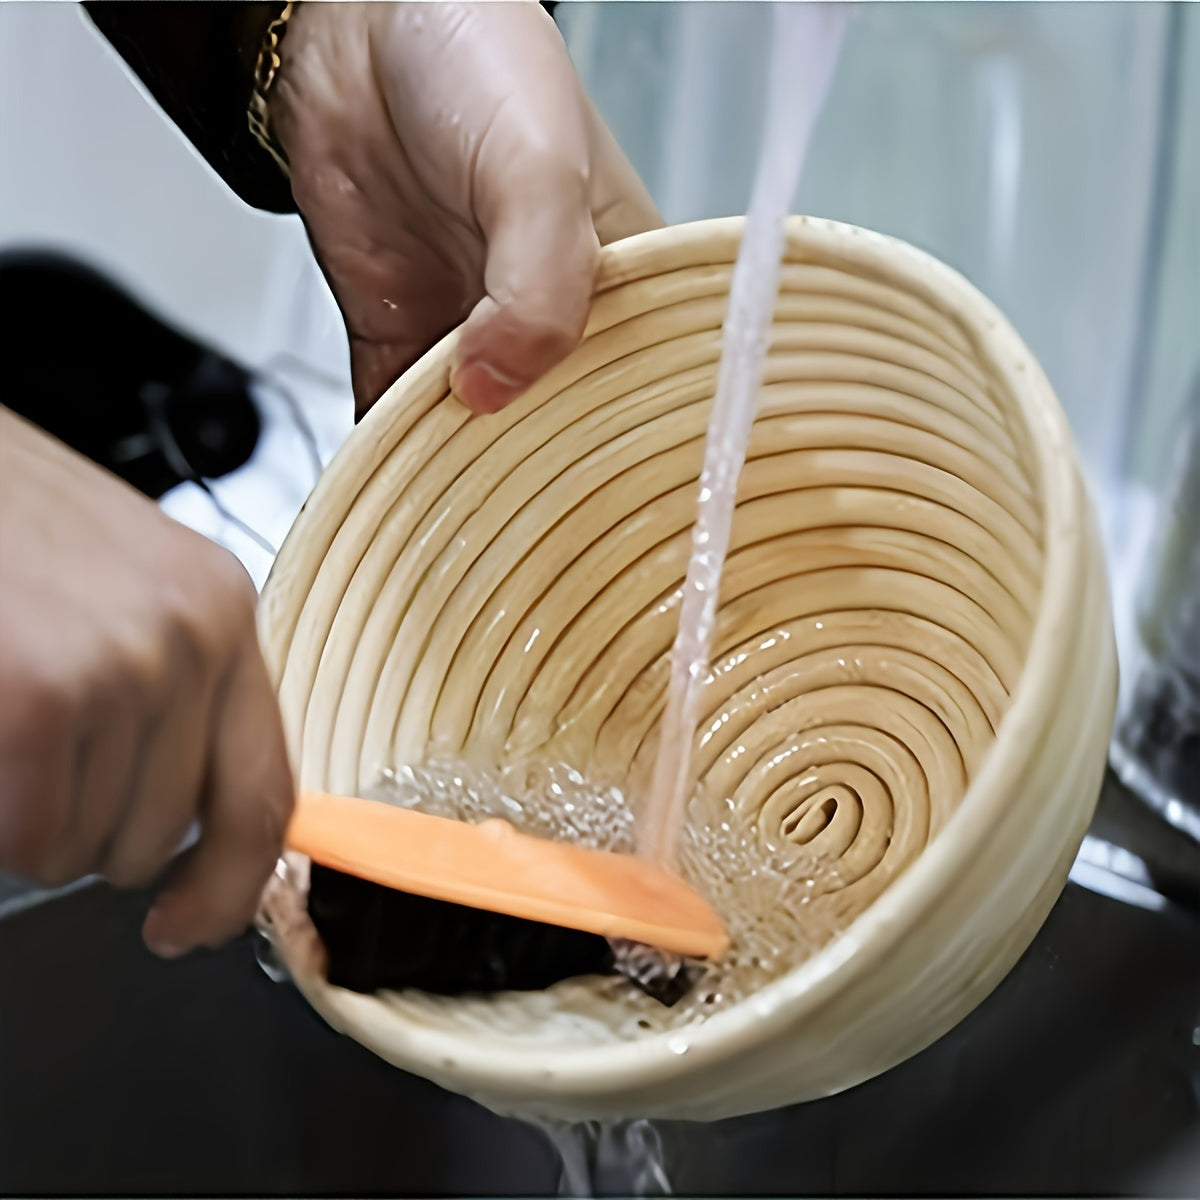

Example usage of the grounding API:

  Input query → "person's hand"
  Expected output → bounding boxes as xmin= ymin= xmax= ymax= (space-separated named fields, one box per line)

xmin=0 ymin=407 xmax=294 ymax=957
xmin=270 ymin=0 xmax=663 ymax=418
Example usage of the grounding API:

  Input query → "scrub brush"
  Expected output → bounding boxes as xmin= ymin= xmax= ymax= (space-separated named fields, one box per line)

xmin=287 ymin=789 xmax=727 ymax=1006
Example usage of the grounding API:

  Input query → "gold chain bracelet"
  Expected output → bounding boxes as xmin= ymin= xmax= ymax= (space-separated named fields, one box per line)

xmin=247 ymin=2 xmax=296 ymax=176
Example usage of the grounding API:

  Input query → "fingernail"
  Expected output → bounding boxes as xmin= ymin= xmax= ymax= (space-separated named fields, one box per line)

xmin=142 ymin=912 xmax=186 ymax=960
xmin=450 ymin=359 xmax=526 ymax=415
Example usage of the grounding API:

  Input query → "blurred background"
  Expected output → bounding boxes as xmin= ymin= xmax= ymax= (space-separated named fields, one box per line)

xmin=0 ymin=4 xmax=1197 ymax=1195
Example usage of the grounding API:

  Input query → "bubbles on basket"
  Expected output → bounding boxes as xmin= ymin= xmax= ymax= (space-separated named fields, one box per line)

xmin=362 ymin=755 xmax=846 ymax=1035
xmin=367 ymin=758 xmax=637 ymax=854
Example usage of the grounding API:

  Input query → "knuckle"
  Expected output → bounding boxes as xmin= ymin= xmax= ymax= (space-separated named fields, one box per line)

xmin=162 ymin=549 xmax=258 ymax=674
xmin=16 ymin=667 xmax=76 ymax=740
xmin=506 ymin=251 xmax=597 ymax=364
xmin=168 ymin=526 xmax=256 ymax=613
xmin=209 ymin=548 xmax=258 ymax=614
xmin=163 ymin=594 xmax=223 ymax=682
xmin=526 ymin=314 xmax=583 ymax=365
xmin=111 ymin=634 xmax=171 ymax=710
xmin=208 ymin=559 xmax=259 ymax=643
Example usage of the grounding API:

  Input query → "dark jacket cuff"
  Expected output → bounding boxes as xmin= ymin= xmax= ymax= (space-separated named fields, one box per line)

xmin=82 ymin=1 xmax=297 ymax=214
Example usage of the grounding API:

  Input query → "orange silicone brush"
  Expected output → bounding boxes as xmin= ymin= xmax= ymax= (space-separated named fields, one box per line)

xmin=287 ymin=789 xmax=729 ymax=962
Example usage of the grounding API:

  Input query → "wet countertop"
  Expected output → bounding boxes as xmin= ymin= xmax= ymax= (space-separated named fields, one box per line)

xmin=0 ymin=769 xmax=1197 ymax=1197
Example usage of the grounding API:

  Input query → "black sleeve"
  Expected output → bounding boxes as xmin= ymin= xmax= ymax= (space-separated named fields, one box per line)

xmin=81 ymin=1 xmax=562 ymax=216
xmin=81 ymin=2 xmax=297 ymax=213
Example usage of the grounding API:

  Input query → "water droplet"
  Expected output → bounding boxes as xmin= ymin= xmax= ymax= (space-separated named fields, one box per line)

xmin=667 ymin=1035 xmax=689 ymax=1055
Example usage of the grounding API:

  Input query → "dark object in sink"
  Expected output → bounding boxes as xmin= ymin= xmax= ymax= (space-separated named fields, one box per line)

xmin=307 ymin=864 xmax=701 ymax=1006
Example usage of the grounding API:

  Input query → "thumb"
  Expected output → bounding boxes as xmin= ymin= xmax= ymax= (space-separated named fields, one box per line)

xmin=449 ymin=162 xmax=600 ymax=415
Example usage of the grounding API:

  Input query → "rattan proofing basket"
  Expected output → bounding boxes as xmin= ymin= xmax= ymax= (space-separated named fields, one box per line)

xmin=258 ymin=216 xmax=1117 ymax=1122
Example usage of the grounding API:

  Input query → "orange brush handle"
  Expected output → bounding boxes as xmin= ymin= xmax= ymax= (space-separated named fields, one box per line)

xmin=286 ymin=789 xmax=730 ymax=960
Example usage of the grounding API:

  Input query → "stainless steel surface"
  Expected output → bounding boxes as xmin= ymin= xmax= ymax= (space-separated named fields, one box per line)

xmin=0 ymin=771 xmax=1196 ymax=1195
xmin=1112 ymin=379 xmax=1200 ymax=845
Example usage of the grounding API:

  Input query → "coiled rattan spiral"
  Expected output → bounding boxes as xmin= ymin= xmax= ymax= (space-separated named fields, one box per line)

xmin=259 ymin=216 xmax=1116 ymax=1122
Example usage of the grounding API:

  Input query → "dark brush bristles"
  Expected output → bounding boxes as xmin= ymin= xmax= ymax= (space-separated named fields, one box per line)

xmin=307 ymin=865 xmax=703 ymax=1006
xmin=307 ymin=864 xmax=614 ymax=993
xmin=609 ymin=939 xmax=706 ymax=1008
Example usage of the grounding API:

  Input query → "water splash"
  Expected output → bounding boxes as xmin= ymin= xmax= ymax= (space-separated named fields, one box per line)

xmin=534 ymin=1118 xmax=675 ymax=1197
xmin=366 ymin=758 xmax=843 ymax=1031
